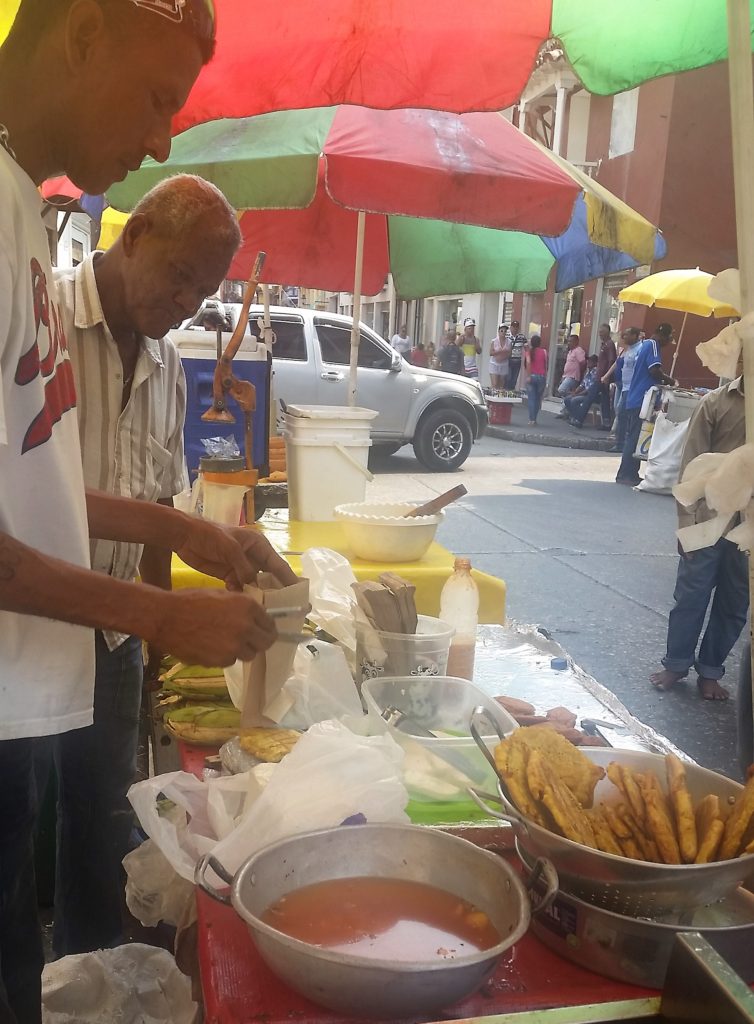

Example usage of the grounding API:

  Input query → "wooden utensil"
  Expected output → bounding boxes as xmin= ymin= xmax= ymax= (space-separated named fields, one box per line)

xmin=404 ymin=484 xmax=467 ymax=518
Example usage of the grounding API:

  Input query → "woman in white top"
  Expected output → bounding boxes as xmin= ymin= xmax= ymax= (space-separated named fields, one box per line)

xmin=489 ymin=324 xmax=511 ymax=389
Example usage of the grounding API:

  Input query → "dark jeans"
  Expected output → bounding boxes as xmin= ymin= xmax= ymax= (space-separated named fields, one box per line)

xmin=0 ymin=739 xmax=44 ymax=1024
xmin=507 ymin=358 xmax=521 ymax=389
xmin=564 ymin=384 xmax=601 ymax=426
xmin=53 ymin=632 xmax=143 ymax=956
xmin=663 ymin=540 xmax=749 ymax=680
xmin=614 ymin=390 xmax=627 ymax=447
xmin=527 ymin=373 xmax=546 ymax=422
xmin=616 ymin=406 xmax=642 ymax=483
xmin=599 ymin=382 xmax=612 ymax=425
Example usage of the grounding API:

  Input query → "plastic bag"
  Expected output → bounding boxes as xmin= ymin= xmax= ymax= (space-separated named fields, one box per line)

xmin=42 ymin=944 xmax=197 ymax=1024
xmin=201 ymin=436 xmax=240 ymax=458
xmin=123 ymin=836 xmax=194 ymax=929
xmin=636 ymin=412 xmax=690 ymax=494
xmin=301 ymin=548 xmax=370 ymax=651
xmin=269 ymin=640 xmax=364 ymax=728
xmin=211 ymin=720 xmax=408 ymax=875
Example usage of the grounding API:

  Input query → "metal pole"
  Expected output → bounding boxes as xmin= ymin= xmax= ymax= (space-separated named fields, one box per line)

xmin=725 ymin=0 xmax=754 ymax=715
xmin=348 ymin=210 xmax=366 ymax=407
xmin=669 ymin=311 xmax=687 ymax=380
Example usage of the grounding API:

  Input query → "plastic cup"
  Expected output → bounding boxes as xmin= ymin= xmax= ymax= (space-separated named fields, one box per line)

xmin=201 ymin=481 xmax=248 ymax=526
xmin=355 ymin=615 xmax=454 ymax=686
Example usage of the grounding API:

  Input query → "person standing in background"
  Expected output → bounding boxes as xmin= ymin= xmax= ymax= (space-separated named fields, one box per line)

xmin=391 ymin=323 xmax=411 ymax=357
xmin=439 ymin=332 xmax=464 ymax=375
xmin=489 ymin=324 xmax=510 ymax=389
xmin=459 ymin=317 xmax=482 ymax=378
xmin=410 ymin=341 xmax=429 ymax=367
xmin=596 ymin=323 xmax=617 ymax=429
xmin=603 ymin=327 xmax=641 ymax=452
xmin=526 ymin=335 xmax=548 ymax=425
xmin=507 ymin=319 xmax=527 ymax=388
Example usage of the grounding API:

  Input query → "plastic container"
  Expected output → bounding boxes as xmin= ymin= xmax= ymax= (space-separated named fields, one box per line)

xmin=284 ymin=405 xmax=378 ymax=522
xmin=355 ymin=614 xmax=454 ymax=686
xmin=286 ymin=435 xmax=372 ymax=521
xmin=440 ymin=559 xmax=479 ymax=681
xmin=334 ymin=501 xmax=442 ymax=562
xmin=362 ymin=675 xmax=517 ymax=804
xmin=198 ymin=457 xmax=257 ymax=526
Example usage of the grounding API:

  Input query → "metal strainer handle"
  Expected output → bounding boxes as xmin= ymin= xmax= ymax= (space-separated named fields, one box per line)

xmin=467 ymin=786 xmax=528 ymax=834
xmin=469 ymin=705 xmax=519 ymax=810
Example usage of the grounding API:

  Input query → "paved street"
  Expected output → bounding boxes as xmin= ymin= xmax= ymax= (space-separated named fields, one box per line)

xmin=366 ymin=435 xmax=746 ymax=779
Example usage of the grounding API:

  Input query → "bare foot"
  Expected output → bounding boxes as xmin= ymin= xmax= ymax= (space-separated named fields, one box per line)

xmin=650 ymin=669 xmax=687 ymax=691
xmin=697 ymin=676 xmax=729 ymax=701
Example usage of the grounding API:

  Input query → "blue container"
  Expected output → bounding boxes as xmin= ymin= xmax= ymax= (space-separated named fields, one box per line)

xmin=172 ymin=330 xmax=270 ymax=476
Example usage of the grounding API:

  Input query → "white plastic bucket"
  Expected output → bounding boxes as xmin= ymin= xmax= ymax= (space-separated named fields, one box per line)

xmin=286 ymin=434 xmax=373 ymax=521
xmin=284 ymin=404 xmax=378 ymax=440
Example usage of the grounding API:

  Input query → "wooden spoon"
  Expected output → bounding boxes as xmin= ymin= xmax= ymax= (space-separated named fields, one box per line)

xmin=403 ymin=484 xmax=467 ymax=518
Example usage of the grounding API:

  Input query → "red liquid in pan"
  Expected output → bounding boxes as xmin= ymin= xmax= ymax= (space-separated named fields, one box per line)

xmin=261 ymin=876 xmax=501 ymax=961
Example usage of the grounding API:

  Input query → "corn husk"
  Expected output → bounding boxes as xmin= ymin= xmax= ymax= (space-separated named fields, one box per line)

xmin=164 ymin=700 xmax=241 ymax=746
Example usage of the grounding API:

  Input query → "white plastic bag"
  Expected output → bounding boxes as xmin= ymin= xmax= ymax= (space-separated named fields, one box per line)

xmin=267 ymin=640 xmax=364 ymax=728
xmin=301 ymin=548 xmax=369 ymax=650
xmin=211 ymin=720 xmax=408 ymax=875
xmin=42 ymin=944 xmax=197 ymax=1024
xmin=636 ymin=412 xmax=690 ymax=494
xmin=123 ymin=836 xmax=194 ymax=928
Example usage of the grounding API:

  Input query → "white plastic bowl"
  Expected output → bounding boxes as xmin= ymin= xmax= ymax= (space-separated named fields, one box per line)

xmin=334 ymin=501 xmax=442 ymax=562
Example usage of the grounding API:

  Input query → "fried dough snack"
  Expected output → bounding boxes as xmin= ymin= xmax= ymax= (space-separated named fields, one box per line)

xmin=607 ymin=762 xmax=645 ymax=826
xmin=525 ymin=749 xmax=596 ymax=849
xmin=694 ymin=794 xmax=724 ymax=864
xmin=638 ymin=772 xmax=681 ymax=864
xmin=719 ymin=774 xmax=754 ymax=860
xmin=666 ymin=754 xmax=698 ymax=863
xmin=590 ymin=805 xmax=625 ymax=856
xmin=504 ymin=725 xmax=604 ymax=808
xmin=495 ymin=736 xmax=547 ymax=825
xmin=239 ymin=727 xmax=302 ymax=763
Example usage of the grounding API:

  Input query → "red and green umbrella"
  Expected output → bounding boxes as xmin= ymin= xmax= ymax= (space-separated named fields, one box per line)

xmin=108 ymin=105 xmax=665 ymax=298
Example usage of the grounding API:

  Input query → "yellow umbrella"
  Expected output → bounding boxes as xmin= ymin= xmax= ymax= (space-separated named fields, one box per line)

xmin=99 ymin=207 xmax=129 ymax=250
xmin=619 ymin=268 xmax=740 ymax=377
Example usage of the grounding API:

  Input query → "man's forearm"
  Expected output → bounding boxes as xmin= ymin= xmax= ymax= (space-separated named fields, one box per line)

xmin=140 ymin=501 xmax=175 ymax=591
xmin=0 ymin=530 xmax=168 ymax=642
xmin=86 ymin=489 xmax=188 ymax=550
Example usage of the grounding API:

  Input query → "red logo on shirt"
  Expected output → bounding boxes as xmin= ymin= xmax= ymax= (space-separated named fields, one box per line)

xmin=15 ymin=258 xmax=77 ymax=453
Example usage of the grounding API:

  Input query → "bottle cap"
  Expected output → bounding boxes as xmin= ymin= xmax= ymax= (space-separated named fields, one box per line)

xmin=550 ymin=657 xmax=568 ymax=671
xmin=453 ymin=557 xmax=472 ymax=571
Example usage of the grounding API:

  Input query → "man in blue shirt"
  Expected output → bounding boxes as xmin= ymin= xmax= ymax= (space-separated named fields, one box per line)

xmin=615 ymin=323 xmax=676 ymax=485
xmin=565 ymin=354 xmax=601 ymax=427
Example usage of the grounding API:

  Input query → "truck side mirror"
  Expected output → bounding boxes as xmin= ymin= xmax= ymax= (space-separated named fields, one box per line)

xmin=391 ymin=351 xmax=403 ymax=371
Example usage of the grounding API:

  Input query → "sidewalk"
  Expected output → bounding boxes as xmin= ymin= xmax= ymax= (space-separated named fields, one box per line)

xmin=485 ymin=397 xmax=616 ymax=452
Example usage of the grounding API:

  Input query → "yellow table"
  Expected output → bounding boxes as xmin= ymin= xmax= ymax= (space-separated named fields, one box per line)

xmin=172 ymin=518 xmax=506 ymax=624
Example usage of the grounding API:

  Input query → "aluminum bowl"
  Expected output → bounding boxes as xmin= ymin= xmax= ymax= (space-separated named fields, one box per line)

xmin=196 ymin=823 xmax=556 ymax=1019
xmin=470 ymin=746 xmax=754 ymax=917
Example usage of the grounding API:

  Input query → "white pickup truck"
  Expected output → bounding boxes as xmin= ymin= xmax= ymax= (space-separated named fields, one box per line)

xmin=180 ymin=301 xmax=488 ymax=472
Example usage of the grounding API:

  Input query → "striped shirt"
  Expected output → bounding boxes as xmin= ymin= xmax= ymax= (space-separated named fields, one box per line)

xmin=56 ymin=254 xmax=188 ymax=648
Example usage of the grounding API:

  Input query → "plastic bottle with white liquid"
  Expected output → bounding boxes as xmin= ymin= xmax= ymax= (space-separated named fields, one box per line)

xmin=440 ymin=558 xmax=479 ymax=681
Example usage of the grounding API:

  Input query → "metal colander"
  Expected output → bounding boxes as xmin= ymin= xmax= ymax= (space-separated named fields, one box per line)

xmin=469 ymin=710 xmax=754 ymax=917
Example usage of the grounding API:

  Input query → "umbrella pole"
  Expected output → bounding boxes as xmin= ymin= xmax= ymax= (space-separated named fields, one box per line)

xmin=726 ymin=0 xmax=754 ymax=704
xmin=348 ymin=210 xmax=366 ymax=408
xmin=669 ymin=311 xmax=687 ymax=380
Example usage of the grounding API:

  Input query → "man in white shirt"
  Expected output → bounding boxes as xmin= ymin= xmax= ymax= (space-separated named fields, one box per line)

xmin=0 ymin=3 xmax=292 ymax=1019
xmin=390 ymin=324 xmax=411 ymax=356
xmin=53 ymin=173 xmax=242 ymax=956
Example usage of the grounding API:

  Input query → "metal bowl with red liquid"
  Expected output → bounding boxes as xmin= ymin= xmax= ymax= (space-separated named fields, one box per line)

xmin=196 ymin=822 xmax=556 ymax=1018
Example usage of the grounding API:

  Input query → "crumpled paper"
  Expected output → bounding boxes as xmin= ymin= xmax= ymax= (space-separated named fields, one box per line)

xmin=674 ymin=443 xmax=754 ymax=552
xmin=696 ymin=268 xmax=746 ymax=379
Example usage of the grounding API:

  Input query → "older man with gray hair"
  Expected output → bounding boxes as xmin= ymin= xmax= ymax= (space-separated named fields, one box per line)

xmin=52 ymin=173 xmax=248 ymax=955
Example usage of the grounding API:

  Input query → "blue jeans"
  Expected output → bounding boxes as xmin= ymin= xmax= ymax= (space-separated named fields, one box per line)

xmin=663 ymin=539 xmax=749 ymax=679
xmin=53 ymin=632 xmax=143 ymax=956
xmin=0 ymin=739 xmax=45 ymax=1024
xmin=564 ymin=384 xmax=601 ymax=426
xmin=616 ymin=406 xmax=642 ymax=482
xmin=557 ymin=376 xmax=579 ymax=398
xmin=527 ymin=374 xmax=546 ymax=422
xmin=614 ymin=390 xmax=627 ymax=447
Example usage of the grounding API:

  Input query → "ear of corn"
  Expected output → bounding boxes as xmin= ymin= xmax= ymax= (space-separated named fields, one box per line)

xmin=163 ymin=700 xmax=240 ymax=746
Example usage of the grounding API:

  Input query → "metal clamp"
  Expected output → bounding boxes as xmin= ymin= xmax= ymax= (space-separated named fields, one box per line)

xmin=467 ymin=786 xmax=529 ymax=834
xmin=469 ymin=705 xmax=519 ymax=809
xmin=194 ymin=852 xmax=234 ymax=905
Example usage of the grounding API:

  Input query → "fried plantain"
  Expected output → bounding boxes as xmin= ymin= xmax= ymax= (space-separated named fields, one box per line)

xmin=719 ymin=775 xmax=754 ymax=860
xmin=607 ymin=762 xmax=645 ymax=826
xmin=637 ymin=772 xmax=681 ymax=865
xmin=494 ymin=737 xmax=546 ymax=825
xmin=505 ymin=725 xmax=604 ymax=808
xmin=695 ymin=819 xmax=725 ymax=864
xmin=666 ymin=754 xmax=698 ymax=863
xmin=526 ymin=749 xmax=597 ymax=848
xmin=589 ymin=805 xmax=624 ymax=856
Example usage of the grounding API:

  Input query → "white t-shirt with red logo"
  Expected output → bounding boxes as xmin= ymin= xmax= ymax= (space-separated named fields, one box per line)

xmin=0 ymin=148 xmax=94 ymax=739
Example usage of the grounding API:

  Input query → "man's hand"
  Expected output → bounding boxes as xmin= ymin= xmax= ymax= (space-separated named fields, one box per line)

xmin=175 ymin=518 xmax=297 ymax=591
xmin=148 ymin=588 xmax=277 ymax=666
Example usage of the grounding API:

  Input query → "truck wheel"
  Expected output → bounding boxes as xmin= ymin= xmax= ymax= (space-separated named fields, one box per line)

xmin=413 ymin=408 xmax=472 ymax=471
xmin=738 ymin=641 xmax=753 ymax=775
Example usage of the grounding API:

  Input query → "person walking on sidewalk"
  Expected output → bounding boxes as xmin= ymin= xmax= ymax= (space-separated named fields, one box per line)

xmin=555 ymin=334 xmax=586 ymax=416
xmin=596 ymin=323 xmax=617 ymax=428
xmin=615 ymin=323 xmax=675 ymax=486
xmin=650 ymin=376 xmax=747 ymax=700
xmin=604 ymin=327 xmax=641 ymax=452
xmin=526 ymin=335 xmax=548 ymax=425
